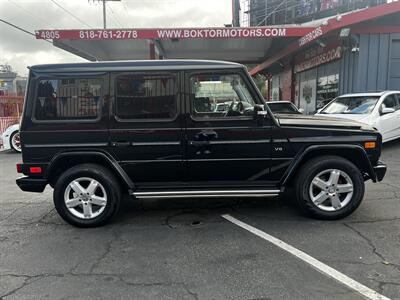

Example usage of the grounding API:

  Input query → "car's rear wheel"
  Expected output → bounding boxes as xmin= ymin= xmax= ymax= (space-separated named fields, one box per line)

xmin=295 ymin=156 xmax=365 ymax=220
xmin=10 ymin=131 xmax=21 ymax=152
xmin=54 ymin=164 xmax=121 ymax=227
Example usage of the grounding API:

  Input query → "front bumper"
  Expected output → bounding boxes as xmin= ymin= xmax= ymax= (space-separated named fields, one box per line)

xmin=373 ymin=161 xmax=387 ymax=182
xmin=16 ymin=177 xmax=47 ymax=193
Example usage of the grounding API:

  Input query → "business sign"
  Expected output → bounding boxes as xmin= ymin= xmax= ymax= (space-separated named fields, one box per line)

xmin=298 ymin=26 xmax=324 ymax=47
xmin=294 ymin=46 xmax=341 ymax=73
xmin=35 ymin=27 xmax=315 ymax=40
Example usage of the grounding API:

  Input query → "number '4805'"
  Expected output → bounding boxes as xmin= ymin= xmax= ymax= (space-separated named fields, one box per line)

xmin=40 ymin=31 xmax=60 ymax=39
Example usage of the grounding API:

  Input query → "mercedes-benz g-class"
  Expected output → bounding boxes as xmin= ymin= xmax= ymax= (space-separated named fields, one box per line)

xmin=16 ymin=60 xmax=387 ymax=227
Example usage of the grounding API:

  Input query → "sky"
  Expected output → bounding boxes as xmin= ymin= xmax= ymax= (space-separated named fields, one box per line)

xmin=0 ymin=0 xmax=232 ymax=76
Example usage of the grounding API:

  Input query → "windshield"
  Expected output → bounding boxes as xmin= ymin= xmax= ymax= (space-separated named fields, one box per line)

xmin=267 ymin=102 xmax=299 ymax=113
xmin=321 ymin=96 xmax=379 ymax=114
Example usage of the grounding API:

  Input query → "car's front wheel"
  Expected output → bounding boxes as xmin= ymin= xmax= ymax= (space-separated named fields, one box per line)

xmin=53 ymin=164 xmax=121 ymax=227
xmin=10 ymin=131 xmax=21 ymax=152
xmin=295 ymin=156 xmax=365 ymax=220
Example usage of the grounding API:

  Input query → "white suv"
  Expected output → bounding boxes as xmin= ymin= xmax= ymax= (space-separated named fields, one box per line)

xmin=316 ymin=91 xmax=400 ymax=143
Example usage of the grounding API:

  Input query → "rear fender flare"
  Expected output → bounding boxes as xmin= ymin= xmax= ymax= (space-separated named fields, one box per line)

xmin=47 ymin=151 xmax=135 ymax=190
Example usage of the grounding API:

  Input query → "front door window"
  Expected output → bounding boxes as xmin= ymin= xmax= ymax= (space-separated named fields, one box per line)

xmin=190 ymin=74 xmax=255 ymax=119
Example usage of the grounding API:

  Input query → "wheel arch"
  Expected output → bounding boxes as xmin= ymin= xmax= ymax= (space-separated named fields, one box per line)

xmin=281 ymin=144 xmax=376 ymax=186
xmin=46 ymin=151 xmax=134 ymax=191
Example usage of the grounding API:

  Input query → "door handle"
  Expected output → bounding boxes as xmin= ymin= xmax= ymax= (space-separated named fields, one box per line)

xmin=111 ymin=141 xmax=131 ymax=147
xmin=189 ymin=140 xmax=210 ymax=147
xmin=203 ymin=131 xmax=218 ymax=139
xmin=195 ymin=130 xmax=218 ymax=140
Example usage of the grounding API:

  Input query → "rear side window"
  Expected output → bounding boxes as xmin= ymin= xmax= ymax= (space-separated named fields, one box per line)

xmin=34 ymin=78 xmax=102 ymax=121
xmin=115 ymin=74 xmax=177 ymax=120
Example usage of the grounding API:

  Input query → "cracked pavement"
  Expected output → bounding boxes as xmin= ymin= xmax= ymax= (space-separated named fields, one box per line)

xmin=0 ymin=139 xmax=399 ymax=299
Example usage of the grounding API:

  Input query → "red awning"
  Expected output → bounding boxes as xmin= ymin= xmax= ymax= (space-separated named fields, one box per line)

xmin=35 ymin=26 xmax=314 ymax=41
xmin=34 ymin=26 xmax=315 ymax=63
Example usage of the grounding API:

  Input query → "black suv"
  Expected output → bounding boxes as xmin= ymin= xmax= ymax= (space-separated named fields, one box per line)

xmin=16 ymin=60 xmax=387 ymax=227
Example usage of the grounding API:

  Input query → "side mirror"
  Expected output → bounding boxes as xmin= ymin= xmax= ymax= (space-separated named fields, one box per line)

xmin=298 ymin=108 xmax=305 ymax=113
xmin=381 ymin=107 xmax=395 ymax=115
xmin=316 ymin=108 xmax=322 ymax=114
xmin=253 ymin=104 xmax=268 ymax=123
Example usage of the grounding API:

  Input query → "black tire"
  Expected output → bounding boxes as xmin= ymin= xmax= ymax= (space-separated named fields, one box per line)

xmin=10 ymin=131 xmax=21 ymax=153
xmin=295 ymin=155 xmax=365 ymax=220
xmin=53 ymin=164 xmax=121 ymax=227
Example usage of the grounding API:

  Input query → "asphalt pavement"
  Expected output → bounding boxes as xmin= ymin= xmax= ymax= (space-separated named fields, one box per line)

xmin=0 ymin=140 xmax=399 ymax=300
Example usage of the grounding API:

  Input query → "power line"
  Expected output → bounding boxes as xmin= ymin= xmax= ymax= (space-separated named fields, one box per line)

xmin=107 ymin=3 xmax=124 ymax=27
xmin=0 ymin=18 xmax=99 ymax=62
xmin=50 ymin=0 xmax=92 ymax=28
xmin=0 ymin=19 xmax=53 ymax=44
xmin=121 ymin=1 xmax=132 ymax=26
xmin=0 ymin=18 xmax=52 ymax=44
xmin=7 ymin=0 xmax=49 ymax=28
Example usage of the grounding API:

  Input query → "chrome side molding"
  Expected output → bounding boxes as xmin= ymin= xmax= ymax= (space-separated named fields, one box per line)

xmin=133 ymin=189 xmax=280 ymax=199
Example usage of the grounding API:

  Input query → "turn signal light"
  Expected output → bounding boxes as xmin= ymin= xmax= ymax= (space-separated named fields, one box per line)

xmin=364 ymin=142 xmax=376 ymax=149
xmin=29 ymin=167 xmax=42 ymax=174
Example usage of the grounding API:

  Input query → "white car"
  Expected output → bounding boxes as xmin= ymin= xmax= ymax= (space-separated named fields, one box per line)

xmin=1 ymin=123 xmax=21 ymax=152
xmin=316 ymin=91 xmax=400 ymax=143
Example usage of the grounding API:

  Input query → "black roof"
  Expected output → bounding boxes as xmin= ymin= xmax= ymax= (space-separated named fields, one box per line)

xmin=30 ymin=60 xmax=244 ymax=73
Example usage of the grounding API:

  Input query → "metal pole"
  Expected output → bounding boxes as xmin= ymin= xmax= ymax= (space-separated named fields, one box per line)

xmin=103 ymin=0 xmax=106 ymax=29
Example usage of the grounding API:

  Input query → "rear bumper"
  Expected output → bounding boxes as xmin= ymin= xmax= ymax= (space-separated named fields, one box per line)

xmin=373 ymin=161 xmax=387 ymax=182
xmin=16 ymin=177 xmax=47 ymax=193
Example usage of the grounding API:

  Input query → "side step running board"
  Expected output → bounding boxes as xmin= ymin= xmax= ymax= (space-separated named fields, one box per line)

xmin=132 ymin=189 xmax=281 ymax=199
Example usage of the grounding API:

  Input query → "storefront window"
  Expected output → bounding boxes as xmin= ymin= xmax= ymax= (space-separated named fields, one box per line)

xmin=299 ymin=68 xmax=317 ymax=114
xmin=271 ymin=74 xmax=281 ymax=101
xmin=316 ymin=61 xmax=340 ymax=109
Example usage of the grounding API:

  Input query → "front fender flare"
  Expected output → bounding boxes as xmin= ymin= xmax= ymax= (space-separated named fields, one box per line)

xmin=281 ymin=144 xmax=376 ymax=186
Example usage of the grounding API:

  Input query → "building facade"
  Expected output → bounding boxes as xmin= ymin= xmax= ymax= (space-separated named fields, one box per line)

xmin=241 ymin=0 xmax=388 ymax=26
xmin=244 ymin=1 xmax=400 ymax=113
xmin=0 ymin=65 xmax=27 ymax=96
xmin=265 ymin=30 xmax=400 ymax=113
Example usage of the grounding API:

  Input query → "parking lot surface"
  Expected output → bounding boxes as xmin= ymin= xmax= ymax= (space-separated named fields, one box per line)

xmin=1 ymin=140 xmax=399 ymax=300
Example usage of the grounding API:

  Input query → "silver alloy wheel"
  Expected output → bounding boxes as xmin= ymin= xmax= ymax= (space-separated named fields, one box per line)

xmin=309 ymin=169 xmax=354 ymax=212
xmin=64 ymin=177 xmax=107 ymax=219
xmin=11 ymin=131 xmax=21 ymax=152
